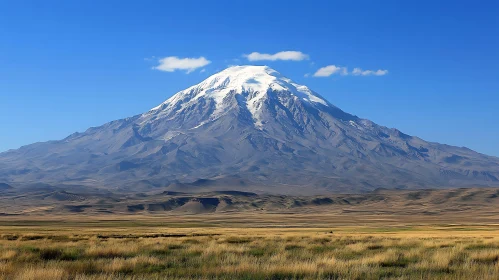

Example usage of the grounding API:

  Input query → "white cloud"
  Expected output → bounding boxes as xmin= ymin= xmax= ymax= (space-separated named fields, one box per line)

xmin=153 ymin=56 xmax=211 ymax=73
xmin=313 ymin=65 xmax=348 ymax=77
xmin=352 ymin=68 xmax=389 ymax=76
xmin=244 ymin=51 xmax=309 ymax=61
xmin=312 ymin=65 xmax=389 ymax=77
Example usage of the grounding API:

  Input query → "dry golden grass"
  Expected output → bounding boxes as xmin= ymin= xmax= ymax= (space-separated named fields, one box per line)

xmin=13 ymin=266 xmax=66 ymax=280
xmin=0 ymin=223 xmax=498 ymax=279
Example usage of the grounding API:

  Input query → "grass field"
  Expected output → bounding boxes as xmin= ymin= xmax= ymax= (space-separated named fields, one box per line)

xmin=0 ymin=216 xmax=499 ymax=279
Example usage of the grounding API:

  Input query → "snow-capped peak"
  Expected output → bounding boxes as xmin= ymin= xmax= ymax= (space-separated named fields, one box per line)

xmin=150 ymin=65 xmax=329 ymax=112
xmin=143 ymin=65 xmax=331 ymax=129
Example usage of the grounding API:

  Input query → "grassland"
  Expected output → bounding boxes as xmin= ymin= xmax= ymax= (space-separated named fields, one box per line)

xmin=0 ymin=219 xmax=499 ymax=279
xmin=1 ymin=188 xmax=499 ymax=279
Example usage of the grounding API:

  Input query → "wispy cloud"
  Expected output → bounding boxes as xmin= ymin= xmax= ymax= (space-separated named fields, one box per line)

xmin=313 ymin=65 xmax=388 ymax=77
xmin=153 ymin=56 xmax=211 ymax=73
xmin=313 ymin=65 xmax=348 ymax=77
xmin=352 ymin=68 xmax=389 ymax=76
xmin=244 ymin=51 xmax=309 ymax=61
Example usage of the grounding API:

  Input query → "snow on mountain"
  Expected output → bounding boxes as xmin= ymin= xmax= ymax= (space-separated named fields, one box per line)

xmin=1 ymin=65 xmax=498 ymax=194
xmin=151 ymin=65 xmax=328 ymax=110
xmin=142 ymin=66 xmax=329 ymax=129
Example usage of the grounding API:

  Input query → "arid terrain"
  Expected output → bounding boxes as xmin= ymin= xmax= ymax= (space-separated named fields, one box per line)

xmin=2 ymin=187 xmax=499 ymax=220
xmin=1 ymin=219 xmax=499 ymax=279
xmin=0 ymin=188 xmax=499 ymax=279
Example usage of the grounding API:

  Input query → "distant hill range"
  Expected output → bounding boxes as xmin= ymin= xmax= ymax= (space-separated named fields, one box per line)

xmin=1 ymin=187 xmax=499 ymax=217
xmin=1 ymin=66 xmax=498 ymax=194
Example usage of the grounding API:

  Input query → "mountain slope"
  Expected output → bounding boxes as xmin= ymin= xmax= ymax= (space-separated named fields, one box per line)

xmin=1 ymin=66 xmax=498 ymax=194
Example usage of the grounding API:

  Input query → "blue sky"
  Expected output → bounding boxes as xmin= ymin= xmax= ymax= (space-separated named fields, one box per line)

xmin=1 ymin=0 xmax=498 ymax=156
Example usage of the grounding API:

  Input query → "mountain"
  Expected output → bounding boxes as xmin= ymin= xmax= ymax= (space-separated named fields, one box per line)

xmin=1 ymin=65 xmax=498 ymax=194
xmin=0 ymin=183 xmax=12 ymax=191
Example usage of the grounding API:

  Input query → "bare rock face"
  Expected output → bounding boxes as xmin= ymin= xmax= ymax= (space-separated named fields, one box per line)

xmin=1 ymin=66 xmax=498 ymax=194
